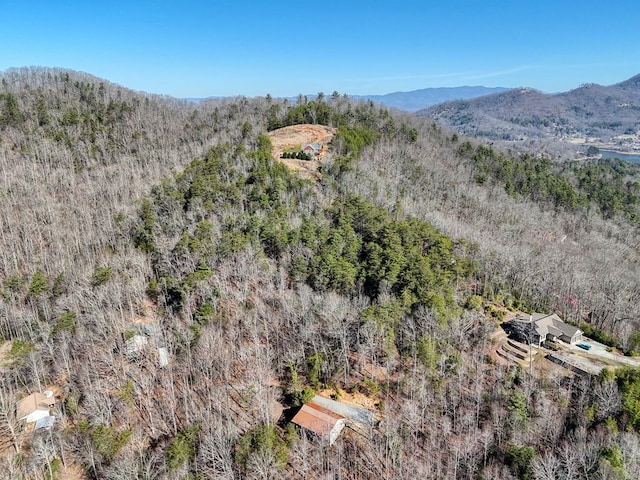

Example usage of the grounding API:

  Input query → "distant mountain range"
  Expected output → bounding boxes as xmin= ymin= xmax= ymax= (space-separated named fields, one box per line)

xmin=348 ymin=86 xmax=510 ymax=112
xmin=417 ymin=74 xmax=640 ymax=158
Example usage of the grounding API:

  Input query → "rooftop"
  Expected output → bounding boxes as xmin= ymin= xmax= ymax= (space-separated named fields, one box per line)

xmin=513 ymin=313 xmax=582 ymax=341
xmin=16 ymin=392 xmax=55 ymax=421
xmin=292 ymin=402 xmax=344 ymax=437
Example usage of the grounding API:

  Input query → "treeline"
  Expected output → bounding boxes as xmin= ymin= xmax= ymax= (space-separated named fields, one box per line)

xmin=1 ymin=70 xmax=176 ymax=167
xmin=267 ymin=96 xmax=417 ymax=146
xmin=134 ymin=136 xmax=312 ymax=312
xmin=458 ymin=141 xmax=640 ymax=222
xmin=281 ymin=150 xmax=311 ymax=160
xmin=462 ymin=142 xmax=586 ymax=211
xmin=574 ymin=158 xmax=640 ymax=222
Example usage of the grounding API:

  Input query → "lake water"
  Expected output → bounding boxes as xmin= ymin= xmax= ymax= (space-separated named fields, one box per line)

xmin=599 ymin=149 xmax=640 ymax=163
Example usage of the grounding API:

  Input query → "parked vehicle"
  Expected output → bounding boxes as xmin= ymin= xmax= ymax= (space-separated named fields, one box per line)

xmin=577 ymin=342 xmax=592 ymax=350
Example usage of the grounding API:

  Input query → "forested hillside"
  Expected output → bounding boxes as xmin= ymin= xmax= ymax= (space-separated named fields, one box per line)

xmin=1 ymin=67 xmax=640 ymax=479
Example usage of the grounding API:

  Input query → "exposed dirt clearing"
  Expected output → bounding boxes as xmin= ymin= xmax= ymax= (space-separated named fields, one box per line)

xmin=131 ymin=299 xmax=158 ymax=325
xmin=0 ymin=341 xmax=12 ymax=372
xmin=318 ymin=388 xmax=379 ymax=413
xmin=267 ymin=124 xmax=336 ymax=180
xmin=55 ymin=460 xmax=88 ymax=480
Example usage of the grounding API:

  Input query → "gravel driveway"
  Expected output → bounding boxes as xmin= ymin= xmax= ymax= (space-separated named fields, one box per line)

xmin=567 ymin=339 xmax=640 ymax=368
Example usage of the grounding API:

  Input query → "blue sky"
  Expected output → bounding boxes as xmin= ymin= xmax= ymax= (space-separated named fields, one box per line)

xmin=2 ymin=1 xmax=639 ymax=98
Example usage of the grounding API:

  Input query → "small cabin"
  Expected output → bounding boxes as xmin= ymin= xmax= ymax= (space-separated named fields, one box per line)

xmin=301 ymin=143 xmax=323 ymax=158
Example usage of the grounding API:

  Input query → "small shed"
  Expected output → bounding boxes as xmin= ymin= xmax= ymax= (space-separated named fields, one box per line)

xmin=16 ymin=391 xmax=55 ymax=427
xmin=292 ymin=401 xmax=345 ymax=445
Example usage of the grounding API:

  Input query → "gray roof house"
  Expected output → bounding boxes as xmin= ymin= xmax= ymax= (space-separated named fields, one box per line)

xmin=16 ymin=391 xmax=56 ymax=430
xmin=511 ymin=313 xmax=582 ymax=346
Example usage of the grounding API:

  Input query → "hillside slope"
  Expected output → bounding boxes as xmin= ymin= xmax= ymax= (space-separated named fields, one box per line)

xmin=1 ymin=67 xmax=640 ymax=479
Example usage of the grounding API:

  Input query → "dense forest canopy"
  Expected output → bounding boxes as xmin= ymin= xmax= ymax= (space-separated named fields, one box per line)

xmin=1 ymin=67 xmax=640 ymax=479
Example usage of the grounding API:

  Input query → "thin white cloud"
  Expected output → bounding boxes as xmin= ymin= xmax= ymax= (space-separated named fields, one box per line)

xmin=463 ymin=65 xmax=539 ymax=81
xmin=349 ymin=65 xmax=538 ymax=86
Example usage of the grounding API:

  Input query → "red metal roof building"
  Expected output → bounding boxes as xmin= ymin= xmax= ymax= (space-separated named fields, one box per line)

xmin=291 ymin=401 xmax=346 ymax=445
